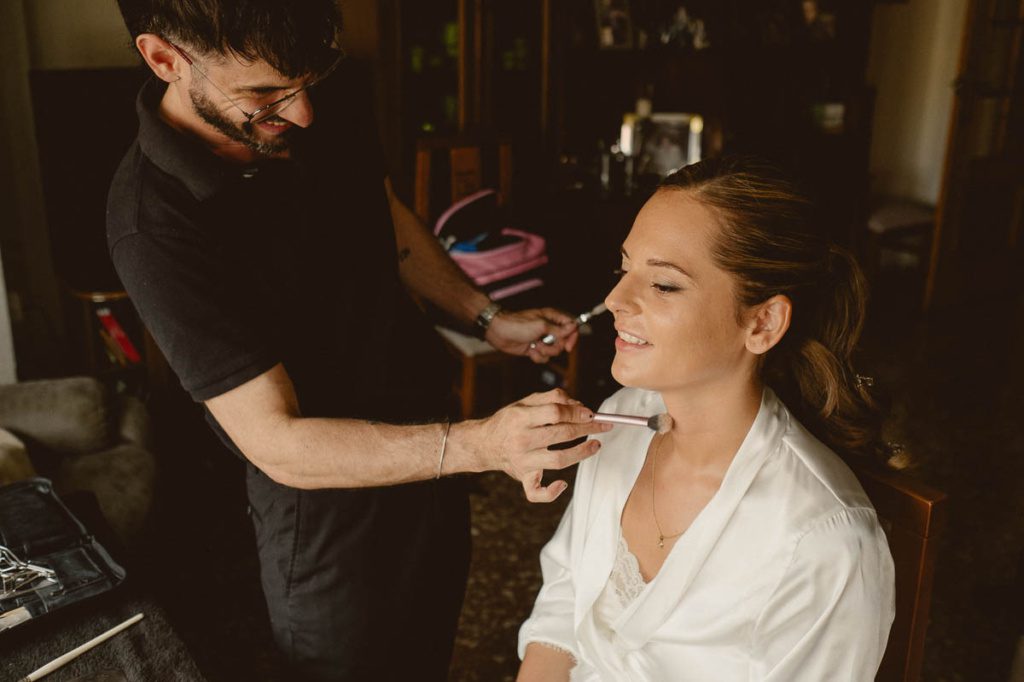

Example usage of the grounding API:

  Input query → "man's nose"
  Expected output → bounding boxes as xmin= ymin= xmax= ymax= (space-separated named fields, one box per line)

xmin=281 ymin=91 xmax=314 ymax=128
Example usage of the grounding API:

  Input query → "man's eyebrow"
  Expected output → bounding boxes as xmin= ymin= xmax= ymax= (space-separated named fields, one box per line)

xmin=621 ymin=247 xmax=696 ymax=280
xmin=237 ymin=84 xmax=290 ymax=95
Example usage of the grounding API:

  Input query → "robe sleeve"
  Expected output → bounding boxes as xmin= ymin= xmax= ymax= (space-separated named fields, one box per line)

xmin=750 ymin=507 xmax=895 ymax=681
xmin=517 ymin=493 xmax=579 ymax=661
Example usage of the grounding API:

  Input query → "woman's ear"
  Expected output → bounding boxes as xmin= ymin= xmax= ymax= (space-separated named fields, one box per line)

xmin=135 ymin=34 xmax=185 ymax=83
xmin=745 ymin=295 xmax=791 ymax=355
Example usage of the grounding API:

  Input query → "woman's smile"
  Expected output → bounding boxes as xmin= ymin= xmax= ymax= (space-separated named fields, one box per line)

xmin=615 ymin=328 xmax=651 ymax=350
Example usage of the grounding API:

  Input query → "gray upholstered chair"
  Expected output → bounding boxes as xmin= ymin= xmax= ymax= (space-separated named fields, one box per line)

xmin=0 ymin=377 xmax=155 ymax=543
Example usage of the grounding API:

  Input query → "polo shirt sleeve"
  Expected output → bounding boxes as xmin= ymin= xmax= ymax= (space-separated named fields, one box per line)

xmin=110 ymin=229 xmax=279 ymax=402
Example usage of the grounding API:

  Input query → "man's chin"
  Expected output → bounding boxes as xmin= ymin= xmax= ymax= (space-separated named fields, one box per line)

xmin=242 ymin=124 xmax=293 ymax=155
xmin=249 ymin=137 xmax=290 ymax=156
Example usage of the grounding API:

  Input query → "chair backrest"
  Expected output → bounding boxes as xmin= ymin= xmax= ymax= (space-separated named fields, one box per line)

xmin=853 ymin=463 xmax=948 ymax=681
xmin=414 ymin=134 xmax=512 ymax=224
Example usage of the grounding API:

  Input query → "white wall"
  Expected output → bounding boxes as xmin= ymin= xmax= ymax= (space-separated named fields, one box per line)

xmin=867 ymin=0 xmax=968 ymax=204
xmin=0 ymin=0 xmax=65 ymax=383
xmin=0 ymin=254 xmax=15 ymax=384
xmin=24 ymin=0 xmax=137 ymax=69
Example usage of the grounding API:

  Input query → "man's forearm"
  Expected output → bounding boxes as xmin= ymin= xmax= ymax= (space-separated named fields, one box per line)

xmin=386 ymin=179 xmax=489 ymax=325
xmin=254 ymin=416 xmax=483 ymax=490
xmin=206 ymin=364 xmax=605 ymax=500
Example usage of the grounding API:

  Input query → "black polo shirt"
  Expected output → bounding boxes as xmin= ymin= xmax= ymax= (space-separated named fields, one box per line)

xmin=107 ymin=72 xmax=453 ymax=456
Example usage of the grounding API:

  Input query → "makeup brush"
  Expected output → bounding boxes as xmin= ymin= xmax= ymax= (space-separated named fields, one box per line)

xmin=594 ymin=412 xmax=673 ymax=434
xmin=540 ymin=303 xmax=608 ymax=345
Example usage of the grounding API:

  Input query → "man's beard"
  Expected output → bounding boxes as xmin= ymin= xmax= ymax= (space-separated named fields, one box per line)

xmin=190 ymin=82 xmax=293 ymax=157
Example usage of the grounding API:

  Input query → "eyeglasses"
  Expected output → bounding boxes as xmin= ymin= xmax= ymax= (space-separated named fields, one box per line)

xmin=168 ymin=42 xmax=344 ymax=124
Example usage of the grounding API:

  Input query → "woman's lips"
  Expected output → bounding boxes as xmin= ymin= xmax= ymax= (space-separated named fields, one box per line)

xmin=615 ymin=329 xmax=651 ymax=351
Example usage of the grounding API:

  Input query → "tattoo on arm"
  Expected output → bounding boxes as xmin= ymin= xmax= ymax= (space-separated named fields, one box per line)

xmin=398 ymin=247 xmax=412 ymax=264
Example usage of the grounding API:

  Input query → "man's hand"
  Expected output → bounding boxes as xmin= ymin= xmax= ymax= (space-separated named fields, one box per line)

xmin=485 ymin=308 xmax=579 ymax=363
xmin=453 ymin=389 xmax=613 ymax=502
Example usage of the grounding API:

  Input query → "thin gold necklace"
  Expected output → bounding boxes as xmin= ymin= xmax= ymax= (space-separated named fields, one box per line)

xmin=651 ymin=432 xmax=685 ymax=549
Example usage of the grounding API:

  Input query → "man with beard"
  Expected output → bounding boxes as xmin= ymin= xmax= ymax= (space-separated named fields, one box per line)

xmin=106 ymin=2 xmax=608 ymax=680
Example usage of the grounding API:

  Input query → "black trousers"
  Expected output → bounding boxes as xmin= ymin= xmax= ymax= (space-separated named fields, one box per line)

xmin=246 ymin=464 xmax=471 ymax=681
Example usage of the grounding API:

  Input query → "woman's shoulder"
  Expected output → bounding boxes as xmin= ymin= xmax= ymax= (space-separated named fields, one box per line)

xmin=761 ymin=391 xmax=872 ymax=518
xmin=769 ymin=396 xmax=877 ymax=520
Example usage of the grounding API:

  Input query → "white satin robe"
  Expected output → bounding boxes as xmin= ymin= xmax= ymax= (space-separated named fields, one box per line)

xmin=519 ymin=388 xmax=895 ymax=681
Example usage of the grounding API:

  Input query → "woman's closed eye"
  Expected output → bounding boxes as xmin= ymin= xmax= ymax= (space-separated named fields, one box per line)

xmin=613 ymin=268 xmax=682 ymax=294
xmin=652 ymin=281 xmax=682 ymax=294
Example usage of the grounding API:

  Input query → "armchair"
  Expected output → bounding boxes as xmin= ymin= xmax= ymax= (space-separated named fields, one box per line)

xmin=0 ymin=377 xmax=155 ymax=544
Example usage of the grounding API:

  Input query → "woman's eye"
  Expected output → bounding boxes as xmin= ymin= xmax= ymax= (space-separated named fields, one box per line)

xmin=652 ymin=282 xmax=682 ymax=294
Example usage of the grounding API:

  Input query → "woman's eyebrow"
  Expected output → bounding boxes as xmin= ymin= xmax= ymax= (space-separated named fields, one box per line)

xmin=621 ymin=246 xmax=696 ymax=281
xmin=646 ymin=258 xmax=695 ymax=280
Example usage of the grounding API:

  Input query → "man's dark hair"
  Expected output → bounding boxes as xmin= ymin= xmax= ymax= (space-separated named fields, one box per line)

xmin=116 ymin=0 xmax=342 ymax=78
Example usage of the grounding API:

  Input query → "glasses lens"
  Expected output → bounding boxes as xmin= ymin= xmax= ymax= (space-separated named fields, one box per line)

xmin=248 ymin=52 xmax=343 ymax=124
xmin=251 ymin=96 xmax=297 ymax=124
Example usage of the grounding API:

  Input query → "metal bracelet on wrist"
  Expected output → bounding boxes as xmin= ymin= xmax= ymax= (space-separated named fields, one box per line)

xmin=475 ymin=301 xmax=503 ymax=333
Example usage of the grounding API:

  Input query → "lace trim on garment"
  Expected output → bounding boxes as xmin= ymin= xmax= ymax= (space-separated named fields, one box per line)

xmin=612 ymin=534 xmax=648 ymax=605
xmin=534 ymin=640 xmax=577 ymax=663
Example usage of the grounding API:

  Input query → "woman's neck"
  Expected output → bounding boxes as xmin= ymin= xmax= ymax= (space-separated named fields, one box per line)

xmin=657 ymin=378 xmax=764 ymax=471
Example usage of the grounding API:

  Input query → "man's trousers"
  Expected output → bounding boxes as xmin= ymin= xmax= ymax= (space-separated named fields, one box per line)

xmin=246 ymin=464 xmax=471 ymax=681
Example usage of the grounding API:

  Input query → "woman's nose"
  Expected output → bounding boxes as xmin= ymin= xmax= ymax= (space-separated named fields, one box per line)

xmin=605 ymin=274 xmax=637 ymax=316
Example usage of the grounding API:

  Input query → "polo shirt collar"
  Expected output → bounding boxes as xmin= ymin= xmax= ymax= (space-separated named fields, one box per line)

xmin=136 ymin=77 xmax=233 ymax=201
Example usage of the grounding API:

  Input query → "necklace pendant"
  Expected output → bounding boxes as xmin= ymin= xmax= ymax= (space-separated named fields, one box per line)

xmin=657 ymin=535 xmax=665 ymax=549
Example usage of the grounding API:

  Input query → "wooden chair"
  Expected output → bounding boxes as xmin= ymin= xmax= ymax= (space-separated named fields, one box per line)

xmin=413 ymin=135 xmax=578 ymax=418
xmin=852 ymin=463 xmax=949 ymax=681
xmin=414 ymin=134 xmax=513 ymax=223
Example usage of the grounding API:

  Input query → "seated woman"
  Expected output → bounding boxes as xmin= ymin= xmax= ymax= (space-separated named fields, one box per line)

xmin=517 ymin=156 xmax=896 ymax=681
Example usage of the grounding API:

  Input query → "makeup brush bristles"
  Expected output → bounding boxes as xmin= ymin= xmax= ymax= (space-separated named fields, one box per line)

xmin=648 ymin=413 xmax=674 ymax=434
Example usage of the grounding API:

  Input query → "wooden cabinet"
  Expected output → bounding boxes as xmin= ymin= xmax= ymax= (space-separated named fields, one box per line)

xmin=377 ymin=1 xmax=878 ymax=245
xmin=378 ymin=0 xmax=557 ymax=194
xmin=925 ymin=0 xmax=1024 ymax=310
xmin=547 ymin=0 xmax=876 ymax=246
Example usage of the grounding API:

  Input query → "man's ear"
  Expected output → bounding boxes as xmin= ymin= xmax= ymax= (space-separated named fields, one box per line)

xmin=135 ymin=34 xmax=185 ymax=83
xmin=745 ymin=295 xmax=792 ymax=355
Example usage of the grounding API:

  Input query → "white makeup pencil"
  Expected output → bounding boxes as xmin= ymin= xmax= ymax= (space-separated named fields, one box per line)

xmin=594 ymin=412 xmax=673 ymax=434
xmin=19 ymin=613 xmax=144 ymax=682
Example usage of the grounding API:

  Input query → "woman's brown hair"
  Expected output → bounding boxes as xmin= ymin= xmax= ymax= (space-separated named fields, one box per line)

xmin=660 ymin=156 xmax=898 ymax=467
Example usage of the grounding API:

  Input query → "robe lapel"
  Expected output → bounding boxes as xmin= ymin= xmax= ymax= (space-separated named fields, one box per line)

xmin=573 ymin=391 xmax=663 ymax=631
xmin=612 ymin=390 xmax=788 ymax=650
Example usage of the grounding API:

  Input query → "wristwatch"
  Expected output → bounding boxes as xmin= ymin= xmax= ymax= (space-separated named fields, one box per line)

xmin=475 ymin=301 xmax=503 ymax=333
